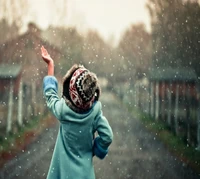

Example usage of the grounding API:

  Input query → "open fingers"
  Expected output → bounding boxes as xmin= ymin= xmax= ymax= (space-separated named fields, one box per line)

xmin=41 ymin=46 xmax=49 ymax=56
xmin=41 ymin=46 xmax=46 ymax=53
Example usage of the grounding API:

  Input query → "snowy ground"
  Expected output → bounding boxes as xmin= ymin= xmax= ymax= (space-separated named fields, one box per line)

xmin=0 ymin=90 xmax=199 ymax=179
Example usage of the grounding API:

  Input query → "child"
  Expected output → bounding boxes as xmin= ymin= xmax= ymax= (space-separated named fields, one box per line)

xmin=41 ymin=46 xmax=113 ymax=179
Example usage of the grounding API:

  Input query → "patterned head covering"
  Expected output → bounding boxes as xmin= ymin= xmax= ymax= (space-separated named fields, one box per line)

xmin=62 ymin=64 xmax=101 ymax=113
xmin=69 ymin=67 xmax=96 ymax=110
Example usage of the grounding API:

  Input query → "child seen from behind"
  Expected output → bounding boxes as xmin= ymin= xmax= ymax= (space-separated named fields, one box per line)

xmin=41 ymin=46 xmax=113 ymax=179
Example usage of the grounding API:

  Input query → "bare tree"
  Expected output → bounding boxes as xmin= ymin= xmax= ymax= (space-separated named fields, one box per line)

xmin=0 ymin=0 xmax=29 ymax=28
xmin=147 ymin=0 xmax=200 ymax=77
xmin=0 ymin=0 xmax=29 ymax=42
xmin=0 ymin=0 xmax=68 ymax=43
xmin=117 ymin=23 xmax=152 ymax=80
xmin=0 ymin=19 xmax=19 ymax=43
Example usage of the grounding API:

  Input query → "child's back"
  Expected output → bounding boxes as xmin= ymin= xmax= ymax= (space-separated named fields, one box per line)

xmin=41 ymin=46 xmax=113 ymax=179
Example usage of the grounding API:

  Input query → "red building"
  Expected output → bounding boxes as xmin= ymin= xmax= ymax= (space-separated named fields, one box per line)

xmin=0 ymin=64 xmax=22 ymax=133
xmin=148 ymin=67 xmax=198 ymax=146
xmin=0 ymin=23 xmax=62 ymax=134
xmin=0 ymin=64 xmax=22 ymax=94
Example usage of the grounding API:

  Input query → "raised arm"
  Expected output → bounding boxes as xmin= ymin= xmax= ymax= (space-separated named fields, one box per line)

xmin=41 ymin=46 xmax=54 ymax=76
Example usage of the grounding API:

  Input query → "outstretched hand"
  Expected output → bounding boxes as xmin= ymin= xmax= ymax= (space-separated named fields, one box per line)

xmin=41 ymin=46 xmax=53 ymax=64
xmin=41 ymin=45 xmax=54 ymax=76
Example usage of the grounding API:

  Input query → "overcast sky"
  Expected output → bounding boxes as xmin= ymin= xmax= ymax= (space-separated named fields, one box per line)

xmin=29 ymin=0 xmax=150 ymax=44
xmin=67 ymin=0 xmax=150 ymax=42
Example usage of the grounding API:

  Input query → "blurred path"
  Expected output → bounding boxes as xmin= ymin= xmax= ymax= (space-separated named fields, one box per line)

xmin=0 ymin=125 xmax=59 ymax=179
xmin=0 ymin=90 xmax=200 ymax=179
xmin=94 ymin=91 xmax=200 ymax=179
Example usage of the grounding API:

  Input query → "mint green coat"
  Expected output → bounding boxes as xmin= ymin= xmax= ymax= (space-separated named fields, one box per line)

xmin=43 ymin=76 xmax=113 ymax=179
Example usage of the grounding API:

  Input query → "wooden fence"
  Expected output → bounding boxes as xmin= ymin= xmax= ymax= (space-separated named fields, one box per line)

xmin=0 ymin=79 xmax=46 ymax=138
xmin=132 ymin=78 xmax=200 ymax=150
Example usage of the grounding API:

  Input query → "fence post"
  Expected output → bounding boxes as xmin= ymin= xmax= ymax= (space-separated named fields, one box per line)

xmin=150 ymin=82 xmax=154 ymax=117
xmin=18 ymin=80 xmax=23 ymax=126
xmin=174 ymin=83 xmax=179 ymax=135
xmin=135 ymin=84 xmax=140 ymax=108
xmin=7 ymin=81 xmax=13 ymax=133
xmin=197 ymin=96 xmax=200 ymax=150
xmin=32 ymin=82 xmax=36 ymax=116
xmin=186 ymin=85 xmax=191 ymax=145
xmin=161 ymin=81 xmax=165 ymax=120
xmin=167 ymin=83 xmax=172 ymax=126
xmin=147 ymin=82 xmax=151 ymax=115
xmin=155 ymin=81 xmax=159 ymax=120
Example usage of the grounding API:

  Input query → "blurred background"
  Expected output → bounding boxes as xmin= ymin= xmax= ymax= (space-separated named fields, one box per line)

xmin=0 ymin=0 xmax=152 ymax=137
xmin=1 ymin=0 xmax=200 ymax=178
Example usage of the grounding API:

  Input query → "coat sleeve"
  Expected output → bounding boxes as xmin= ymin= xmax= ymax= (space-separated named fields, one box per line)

xmin=93 ymin=108 xmax=113 ymax=159
xmin=43 ymin=76 xmax=63 ymax=120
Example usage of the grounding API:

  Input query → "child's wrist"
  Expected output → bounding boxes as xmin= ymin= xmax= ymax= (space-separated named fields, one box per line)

xmin=47 ymin=61 xmax=54 ymax=76
xmin=48 ymin=60 xmax=54 ymax=65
